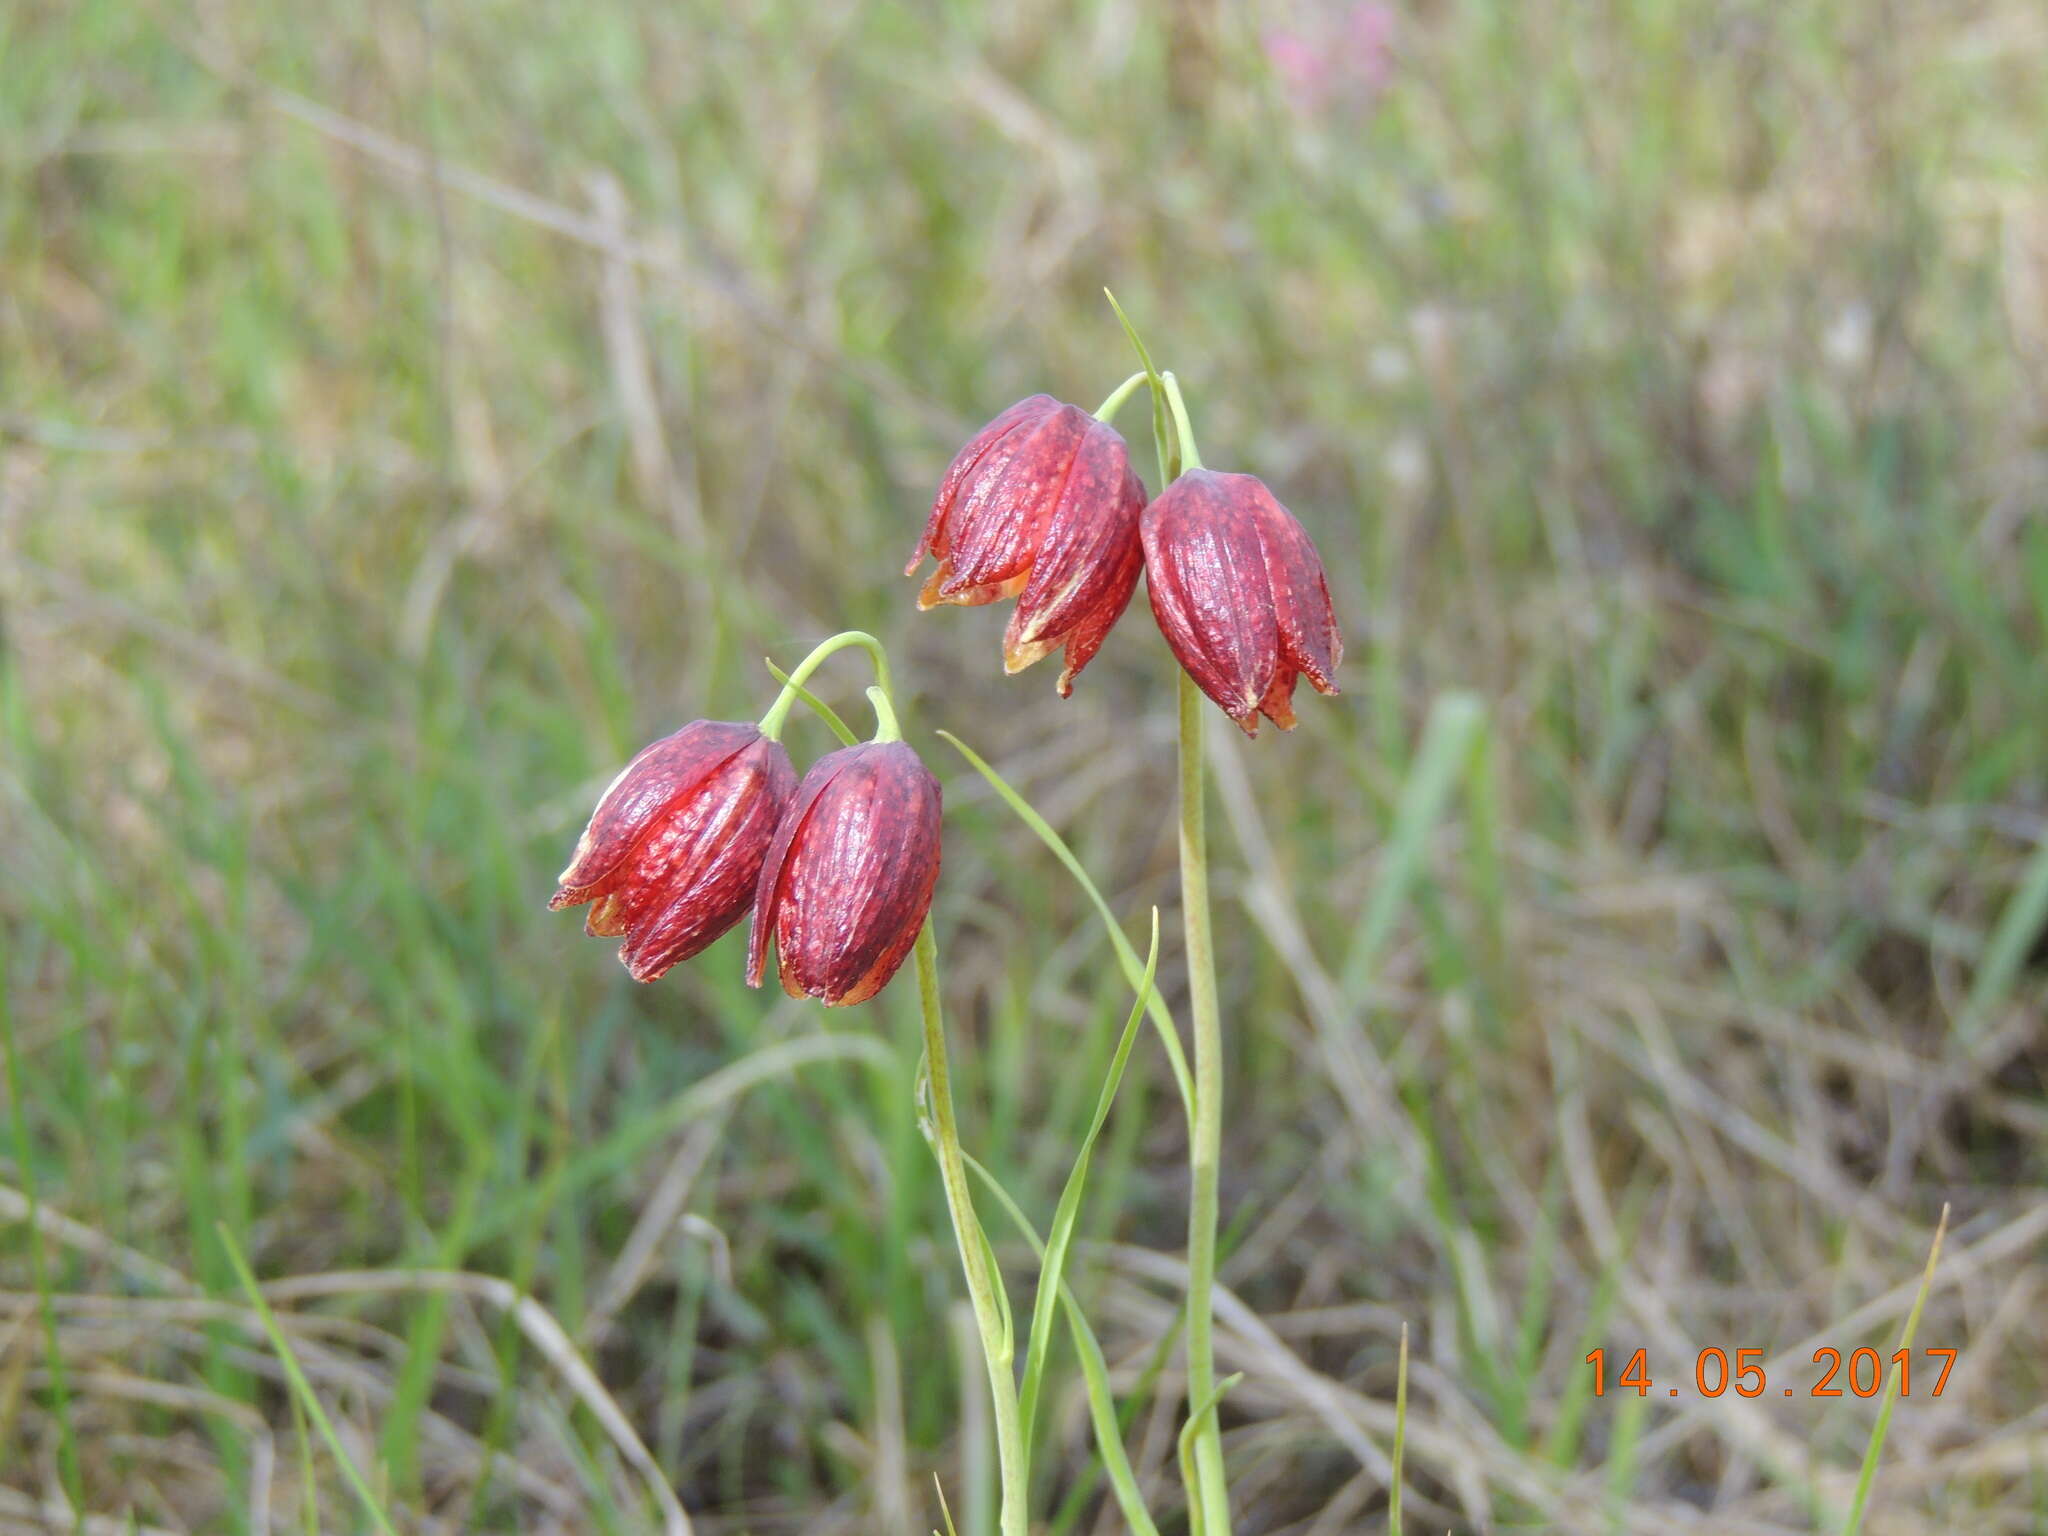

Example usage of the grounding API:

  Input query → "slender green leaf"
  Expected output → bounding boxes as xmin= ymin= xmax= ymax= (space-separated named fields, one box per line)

xmin=1391 ymin=1323 xmax=1409 ymax=1535
xmin=965 ymin=1155 xmax=1162 ymax=1536
xmin=1020 ymin=910 xmax=1161 ymax=1452
xmin=1177 ymin=1371 xmax=1243 ymax=1535
xmin=1102 ymin=289 xmax=1172 ymax=480
xmin=938 ymin=730 xmax=1195 ymax=1119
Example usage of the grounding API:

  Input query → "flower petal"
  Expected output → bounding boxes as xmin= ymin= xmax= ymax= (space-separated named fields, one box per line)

xmin=1008 ymin=424 xmax=1146 ymax=694
xmin=744 ymin=750 xmax=851 ymax=989
xmin=552 ymin=721 xmax=763 ymax=905
xmin=617 ymin=740 xmax=798 ymax=981
xmin=1255 ymin=665 xmax=1300 ymax=732
xmin=760 ymin=743 xmax=941 ymax=1005
xmin=933 ymin=405 xmax=1091 ymax=598
xmin=1141 ymin=470 xmax=1281 ymax=726
xmin=1249 ymin=481 xmax=1344 ymax=695
xmin=907 ymin=395 xmax=1059 ymax=576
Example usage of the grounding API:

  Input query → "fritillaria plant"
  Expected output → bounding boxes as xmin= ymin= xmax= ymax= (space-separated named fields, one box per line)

xmin=553 ymin=300 xmax=1340 ymax=1536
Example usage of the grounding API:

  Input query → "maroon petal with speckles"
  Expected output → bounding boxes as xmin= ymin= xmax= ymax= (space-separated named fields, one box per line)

xmin=908 ymin=396 xmax=1146 ymax=692
xmin=1141 ymin=469 xmax=1344 ymax=736
xmin=551 ymin=722 xmax=797 ymax=982
xmin=552 ymin=721 xmax=758 ymax=901
xmin=908 ymin=395 xmax=1059 ymax=582
xmin=746 ymin=742 xmax=942 ymax=1007
xmin=1004 ymin=427 xmax=1147 ymax=696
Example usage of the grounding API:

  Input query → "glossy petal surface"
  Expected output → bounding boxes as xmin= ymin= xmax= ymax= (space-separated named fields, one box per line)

xmin=908 ymin=396 xmax=1146 ymax=691
xmin=1141 ymin=469 xmax=1343 ymax=735
xmin=1007 ymin=430 xmax=1147 ymax=695
xmin=746 ymin=742 xmax=942 ymax=1006
xmin=553 ymin=720 xmax=762 ymax=901
xmin=552 ymin=724 xmax=797 ymax=981
xmin=908 ymin=395 xmax=1058 ymax=577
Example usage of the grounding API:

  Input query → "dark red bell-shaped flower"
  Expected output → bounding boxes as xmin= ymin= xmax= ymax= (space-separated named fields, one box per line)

xmin=906 ymin=395 xmax=1147 ymax=696
xmin=1141 ymin=469 xmax=1343 ymax=736
xmin=551 ymin=721 xmax=798 ymax=982
xmin=746 ymin=741 xmax=942 ymax=1006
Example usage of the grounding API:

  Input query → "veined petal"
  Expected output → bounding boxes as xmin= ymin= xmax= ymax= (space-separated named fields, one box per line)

xmin=552 ymin=720 xmax=763 ymax=904
xmin=907 ymin=395 xmax=1059 ymax=576
xmin=751 ymin=743 xmax=941 ymax=1006
xmin=616 ymin=741 xmax=798 ymax=981
xmin=1256 ymin=665 xmax=1301 ymax=733
xmin=1141 ymin=470 xmax=1280 ymax=728
xmin=1249 ymin=480 xmax=1344 ymax=695
xmin=935 ymin=406 xmax=1090 ymax=598
xmin=745 ymin=751 xmax=851 ymax=989
xmin=1008 ymin=425 xmax=1145 ymax=693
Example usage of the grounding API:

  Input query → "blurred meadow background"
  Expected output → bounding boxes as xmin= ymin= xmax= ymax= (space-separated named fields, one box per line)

xmin=5 ymin=0 xmax=2048 ymax=1531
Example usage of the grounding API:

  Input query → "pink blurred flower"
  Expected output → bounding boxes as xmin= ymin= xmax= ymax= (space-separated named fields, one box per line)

xmin=1266 ymin=2 xmax=1397 ymax=113
xmin=1264 ymin=29 xmax=1334 ymax=107
xmin=1343 ymin=1 xmax=1396 ymax=91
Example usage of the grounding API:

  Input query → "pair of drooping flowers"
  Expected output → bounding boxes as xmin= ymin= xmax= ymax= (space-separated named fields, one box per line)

xmin=551 ymin=389 xmax=1342 ymax=1000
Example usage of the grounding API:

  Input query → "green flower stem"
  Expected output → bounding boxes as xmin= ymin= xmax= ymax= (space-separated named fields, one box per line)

xmin=916 ymin=924 xmax=1030 ymax=1536
xmin=757 ymin=629 xmax=893 ymax=740
xmin=1093 ymin=371 xmax=1148 ymax=423
xmin=1162 ymin=372 xmax=1204 ymax=472
xmin=1178 ymin=667 xmax=1231 ymax=1535
xmin=763 ymin=659 xmax=860 ymax=746
xmin=1109 ymin=298 xmax=1230 ymax=1532
xmin=865 ymin=685 xmax=903 ymax=744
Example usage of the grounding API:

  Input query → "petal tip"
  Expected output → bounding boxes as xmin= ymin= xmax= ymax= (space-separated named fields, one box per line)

xmin=1001 ymin=635 xmax=1056 ymax=676
xmin=622 ymin=951 xmax=662 ymax=984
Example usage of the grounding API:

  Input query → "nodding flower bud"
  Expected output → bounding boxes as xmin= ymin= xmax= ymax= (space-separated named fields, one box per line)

xmin=551 ymin=721 xmax=798 ymax=982
xmin=907 ymin=395 xmax=1147 ymax=696
xmin=1141 ymin=469 xmax=1343 ymax=736
xmin=746 ymin=741 xmax=942 ymax=1007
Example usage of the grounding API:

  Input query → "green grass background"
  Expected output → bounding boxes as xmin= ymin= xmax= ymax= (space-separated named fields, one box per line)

xmin=3 ymin=0 xmax=2046 ymax=1530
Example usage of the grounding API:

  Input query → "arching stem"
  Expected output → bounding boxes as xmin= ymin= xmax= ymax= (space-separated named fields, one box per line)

xmin=1093 ymin=370 xmax=1148 ymax=424
xmin=757 ymin=630 xmax=894 ymax=740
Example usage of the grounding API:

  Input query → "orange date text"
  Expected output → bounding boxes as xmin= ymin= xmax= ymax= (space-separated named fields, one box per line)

xmin=1584 ymin=1347 xmax=1955 ymax=1399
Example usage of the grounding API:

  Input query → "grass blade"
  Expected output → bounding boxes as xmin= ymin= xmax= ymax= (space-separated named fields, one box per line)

xmin=1389 ymin=1321 xmax=1411 ymax=1532
xmin=1962 ymin=835 xmax=2048 ymax=1041
xmin=217 ymin=1224 xmax=400 ymax=1536
xmin=1842 ymin=1204 xmax=1950 ymax=1536
xmin=1341 ymin=692 xmax=1487 ymax=998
